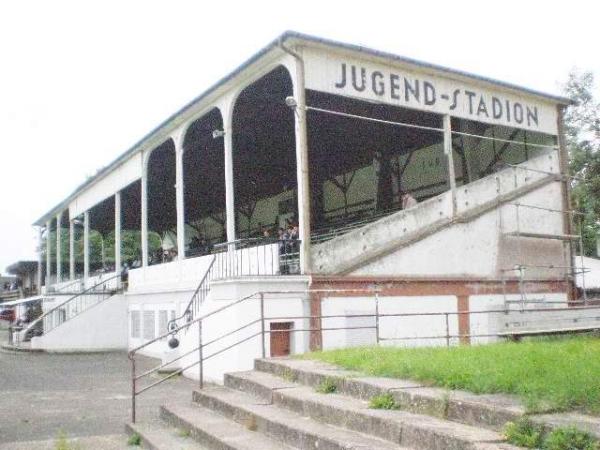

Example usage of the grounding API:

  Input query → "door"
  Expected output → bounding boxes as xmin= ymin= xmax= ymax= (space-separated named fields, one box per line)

xmin=270 ymin=322 xmax=293 ymax=357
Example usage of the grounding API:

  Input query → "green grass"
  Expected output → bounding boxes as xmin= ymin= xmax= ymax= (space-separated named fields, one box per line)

xmin=369 ymin=393 xmax=399 ymax=410
xmin=503 ymin=419 xmax=599 ymax=449
xmin=315 ymin=377 xmax=338 ymax=394
xmin=304 ymin=336 xmax=600 ymax=414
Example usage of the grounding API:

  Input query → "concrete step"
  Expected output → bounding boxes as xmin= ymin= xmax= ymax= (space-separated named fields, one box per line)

xmin=159 ymin=402 xmax=291 ymax=450
xmin=193 ymin=385 xmax=413 ymax=450
xmin=254 ymin=358 xmax=527 ymax=432
xmin=225 ymin=370 xmax=512 ymax=450
xmin=126 ymin=421 xmax=208 ymax=450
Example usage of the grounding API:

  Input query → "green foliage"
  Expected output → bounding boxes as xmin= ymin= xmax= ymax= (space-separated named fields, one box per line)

xmin=544 ymin=427 xmax=599 ymax=450
xmin=305 ymin=336 xmax=600 ymax=414
xmin=565 ymin=69 xmax=600 ymax=256
xmin=127 ymin=432 xmax=141 ymax=446
xmin=369 ymin=393 xmax=399 ymax=410
xmin=504 ymin=419 xmax=545 ymax=448
xmin=504 ymin=420 xmax=599 ymax=450
xmin=54 ymin=431 xmax=81 ymax=450
xmin=177 ymin=428 xmax=191 ymax=438
xmin=315 ymin=377 xmax=337 ymax=394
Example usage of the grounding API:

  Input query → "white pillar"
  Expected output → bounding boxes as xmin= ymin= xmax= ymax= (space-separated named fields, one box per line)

xmin=69 ymin=220 xmax=75 ymax=280
xmin=174 ymin=130 xmax=186 ymax=260
xmin=443 ymin=115 xmax=457 ymax=215
xmin=37 ymin=227 xmax=43 ymax=292
xmin=45 ymin=220 xmax=52 ymax=285
xmin=292 ymin=53 xmax=312 ymax=274
xmin=115 ymin=192 xmax=122 ymax=272
xmin=56 ymin=213 xmax=62 ymax=283
xmin=83 ymin=211 xmax=90 ymax=280
xmin=223 ymin=105 xmax=236 ymax=242
xmin=141 ymin=160 xmax=149 ymax=267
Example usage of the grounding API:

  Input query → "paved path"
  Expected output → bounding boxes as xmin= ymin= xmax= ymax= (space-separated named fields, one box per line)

xmin=0 ymin=330 xmax=195 ymax=449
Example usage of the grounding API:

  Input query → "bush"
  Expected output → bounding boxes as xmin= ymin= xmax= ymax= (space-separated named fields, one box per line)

xmin=543 ymin=427 xmax=599 ymax=450
xmin=127 ymin=433 xmax=141 ymax=446
xmin=369 ymin=393 xmax=399 ymax=410
xmin=315 ymin=377 xmax=337 ymax=394
xmin=504 ymin=419 xmax=545 ymax=448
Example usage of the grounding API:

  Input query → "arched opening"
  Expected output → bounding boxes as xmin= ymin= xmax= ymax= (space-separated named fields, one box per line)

xmin=232 ymin=66 xmax=297 ymax=239
xmin=146 ymin=140 xmax=177 ymax=265
xmin=183 ymin=108 xmax=226 ymax=257
xmin=88 ymin=196 xmax=115 ymax=275
xmin=121 ymin=180 xmax=143 ymax=268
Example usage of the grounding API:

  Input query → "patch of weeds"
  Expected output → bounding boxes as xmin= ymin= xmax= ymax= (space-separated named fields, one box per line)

xmin=315 ymin=377 xmax=337 ymax=394
xmin=127 ymin=432 xmax=141 ymax=446
xmin=54 ymin=431 xmax=81 ymax=450
xmin=504 ymin=420 xmax=600 ymax=450
xmin=244 ymin=415 xmax=258 ymax=431
xmin=439 ymin=390 xmax=451 ymax=419
xmin=504 ymin=418 xmax=545 ymax=448
xmin=369 ymin=393 xmax=399 ymax=410
xmin=281 ymin=367 xmax=297 ymax=383
xmin=177 ymin=428 xmax=191 ymax=438
xmin=543 ymin=426 xmax=599 ymax=450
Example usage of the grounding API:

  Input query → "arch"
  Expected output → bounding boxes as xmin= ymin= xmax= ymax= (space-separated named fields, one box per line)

xmin=146 ymin=139 xmax=177 ymax=265
xmin=231 ymin=65 xmax=297 ymax=238
xmin=182 ymin=108 xmax=226 ymax=257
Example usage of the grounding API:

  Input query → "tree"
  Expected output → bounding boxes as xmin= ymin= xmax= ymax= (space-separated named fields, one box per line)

xmin=564 ymin=69 xmax=600 ymax=256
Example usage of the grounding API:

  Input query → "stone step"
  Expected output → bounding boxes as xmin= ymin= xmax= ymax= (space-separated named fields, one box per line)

xmin=225 ymin=370 xmax=513 ymax=450
xmin=254 ymin=357 xmax=526 ymax=431
xmin=125 ymin=421 xmax=208 ymax=450
xmin=193 ymin=385 xmax=413 ymax=450
xmin=159 ymin=402 xmax=293 ymax=450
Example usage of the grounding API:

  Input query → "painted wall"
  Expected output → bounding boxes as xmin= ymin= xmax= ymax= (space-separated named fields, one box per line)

xmin=30 ymin=293 xmax=128 ymax=351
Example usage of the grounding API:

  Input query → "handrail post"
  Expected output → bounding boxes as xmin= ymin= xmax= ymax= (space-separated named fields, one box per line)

xmin=260 ymin=293 xmax=266 ymax=358
xmin=375 ymin=292 xmax=380 ymax=345
xmin=445 ymin=313 xmax=450 ymax=347
xmin=131 ymin=355 xmax=136 ymax=423
xmin=198 ymin=319 xmax=203 ymax=390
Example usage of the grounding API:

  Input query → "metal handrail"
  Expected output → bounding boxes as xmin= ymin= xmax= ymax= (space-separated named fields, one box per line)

xmin=128 ymin=286 xmax=599 ymax=423
xmin=22 ymin=273 xmax=122 ymax=339
xmin=167 ymin=255 xmax=216 ymax=333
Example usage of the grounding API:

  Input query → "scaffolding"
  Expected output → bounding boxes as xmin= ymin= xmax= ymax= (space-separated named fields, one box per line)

xmin=500 ymin=164 xmax=589 ymax=310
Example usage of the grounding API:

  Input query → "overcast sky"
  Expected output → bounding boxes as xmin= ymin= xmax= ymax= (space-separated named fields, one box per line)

xmin=1 ymin=0 xmax=599 ymax=274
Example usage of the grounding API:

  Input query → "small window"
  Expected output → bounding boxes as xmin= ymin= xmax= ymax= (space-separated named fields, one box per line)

xmin=131 ymin=310 xmax=140 ymax=338
xmin=143 ymin=310 xmax=155 ymax=340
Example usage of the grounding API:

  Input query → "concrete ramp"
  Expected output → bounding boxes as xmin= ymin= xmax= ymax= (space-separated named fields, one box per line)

xmin=312 ymin=151 xmax=562 ymax=276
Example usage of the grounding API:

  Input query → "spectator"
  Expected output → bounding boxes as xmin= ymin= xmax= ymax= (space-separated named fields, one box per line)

xmin=401 ymin=192 xmax=418 ymax=210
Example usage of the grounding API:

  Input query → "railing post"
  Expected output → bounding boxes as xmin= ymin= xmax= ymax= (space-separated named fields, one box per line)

xmin=260 ymin=293 xmax=266 ymax=358
xmin=131 ymin=356 xmax=136 ymax=423
xmin=445 ymin=313 xmax=450 ymax=347
xmin=375 ymin=292 xmax=380 ymax=345
xmin=198 ymin=319 xmax=203 ymax=390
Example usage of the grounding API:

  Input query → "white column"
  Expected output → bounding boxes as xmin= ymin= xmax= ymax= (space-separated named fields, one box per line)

xmin=37 ymin=227 xmax=43 ymax=292
xmin=45 ymin=220 xmax=52 ymax=285
xmin=69 ymin=220 xmax=75 ymax=280
xmin=223 ymin=105 xmax=236 ymax=242
xmin=56 ymin=213 xmax=62 ymax=283
xmin=443 ymin=115 xmax=457 ymax=216
xmin=174 ymin=130 xmax=186 ymax=260
xmin=115 ymin=192 xmax=122 ymax=272
xmin=292 ymin=53 xmax=312 ymax=274
xmin=83 ymin=211 xmax=90 ymax=280
xmin=141 ymin=160 xmax=149 ymax=267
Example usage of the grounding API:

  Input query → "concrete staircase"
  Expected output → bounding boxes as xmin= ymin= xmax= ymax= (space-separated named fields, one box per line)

xmin=127 ymin=358 xmax=529 ymax=450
